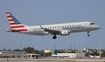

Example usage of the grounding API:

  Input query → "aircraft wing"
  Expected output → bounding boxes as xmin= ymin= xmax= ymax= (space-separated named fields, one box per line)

xmin=40 ymin=25 xmax=61 ymax=34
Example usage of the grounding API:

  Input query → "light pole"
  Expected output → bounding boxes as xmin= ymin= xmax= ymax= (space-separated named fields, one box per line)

xmin=99 ymin=44 xmax=101 ymax=58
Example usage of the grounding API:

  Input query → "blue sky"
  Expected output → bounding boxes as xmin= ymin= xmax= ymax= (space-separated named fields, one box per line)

xmin=0 ymin=0 xmax=105 ymax=50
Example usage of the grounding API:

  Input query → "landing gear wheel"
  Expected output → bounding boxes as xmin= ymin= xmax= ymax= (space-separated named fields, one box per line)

xmin=87 ymin=31 xmax=90 ymax=37
xmin=88 ymin=34 xmax=90 ymax=37
xmin=53 ymin=35 xmax=57 ymax=39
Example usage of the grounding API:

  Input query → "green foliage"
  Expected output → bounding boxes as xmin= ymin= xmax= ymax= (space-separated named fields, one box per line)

xmin=13 ymin=49 xmax=23 ymax=51
xmin=23 ymin=47 xmax=35 ymax=53
xmin=88 ymin=51 xmax=99 ymax=56
xmin=70 ymin=50 xmax=76 ymax=53
xmin=57 ymin=50 xmax=65 ymax=53
xmin=22 ymin=47 xmax=45 ymax=56
xmin=56 ymin=49 xmax=77 ymax=53
xmin=45 ymin=53 xmax=52 ymax=57
xmin=39 ymin=50 xmax=44 ymax=56
xmin=102 ymin=50 xmax=105 ymax=57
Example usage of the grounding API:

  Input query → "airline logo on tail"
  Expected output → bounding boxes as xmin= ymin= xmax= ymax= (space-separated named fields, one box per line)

xmin=6 ymin=12 xmax=28 ymax=32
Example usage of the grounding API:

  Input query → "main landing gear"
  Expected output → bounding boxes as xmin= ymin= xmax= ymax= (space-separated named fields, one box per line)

xmin=87 ymin=31 xmax=90 ymax=37
xmin=53 ymin=35 xmax=57 ymax=39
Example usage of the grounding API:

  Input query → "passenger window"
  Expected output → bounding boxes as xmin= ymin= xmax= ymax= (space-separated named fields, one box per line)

xmin=68 ymin=25 xmax=69 ymax=27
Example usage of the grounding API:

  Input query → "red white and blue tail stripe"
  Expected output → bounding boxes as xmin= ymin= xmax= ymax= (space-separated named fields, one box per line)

xmin=6 ymin=12 xmax=28 ymax=32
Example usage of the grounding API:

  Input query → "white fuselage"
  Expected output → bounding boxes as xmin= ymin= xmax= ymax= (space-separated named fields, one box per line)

xmin=23 ymin=22 xmax=100 ymax=36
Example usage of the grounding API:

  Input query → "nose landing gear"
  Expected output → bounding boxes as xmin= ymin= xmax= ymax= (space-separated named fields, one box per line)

xmin=87 ymin=31 xmax=90 ymax=37
xmin=53 ymin=35 xmax=57 ymax=39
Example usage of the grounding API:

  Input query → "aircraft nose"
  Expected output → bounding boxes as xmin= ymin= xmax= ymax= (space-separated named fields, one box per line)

xmin=96 ymin=26 xmax=100 ymax=29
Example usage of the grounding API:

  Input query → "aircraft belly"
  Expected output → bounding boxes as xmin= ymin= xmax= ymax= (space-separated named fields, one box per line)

xmin=71 ymin=28 xmax=90 ymax=32
xmin=33 ymin=31 xmax=44 ymax=35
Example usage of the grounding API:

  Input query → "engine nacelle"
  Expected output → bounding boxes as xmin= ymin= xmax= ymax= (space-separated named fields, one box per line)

xmin=60 ymin=31 xmax=70 ymax=36
xmin=43 ymin=32 xmax=50 ymax=35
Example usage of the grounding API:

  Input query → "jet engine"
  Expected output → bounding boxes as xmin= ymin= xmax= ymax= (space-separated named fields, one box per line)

xmin=60 ymin=31 xmax=70 ymax=36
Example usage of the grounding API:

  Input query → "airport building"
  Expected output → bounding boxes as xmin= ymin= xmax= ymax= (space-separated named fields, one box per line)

xmin=0 ymin=51 xmax=39 ymax=58
xmin=52 ymin=53 xmax=85 ymax=58
xmin=44 ymin=49 xmax=53 ymax=53
xmin=27 ymin=53 xmax=39 ymax=59
xmin=82 ymin=47 xmax=103 ymax=54
xmin=0 ymin=51 xmax=27 ymax=58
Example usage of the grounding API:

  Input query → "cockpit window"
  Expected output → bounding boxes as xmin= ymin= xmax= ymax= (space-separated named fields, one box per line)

xmin=90 ymin=23 xmax=95 ymax=25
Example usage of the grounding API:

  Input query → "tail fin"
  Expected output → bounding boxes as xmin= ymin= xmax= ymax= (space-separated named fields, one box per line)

xmin=6 ymin=12 xmax=21 ymax=25
xmin=6 ymin=12 xmax=27 ymax=32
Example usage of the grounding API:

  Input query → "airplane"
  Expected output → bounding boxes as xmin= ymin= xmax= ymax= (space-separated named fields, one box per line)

xmin=6 ymin=12 xmax=100 ymax=39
